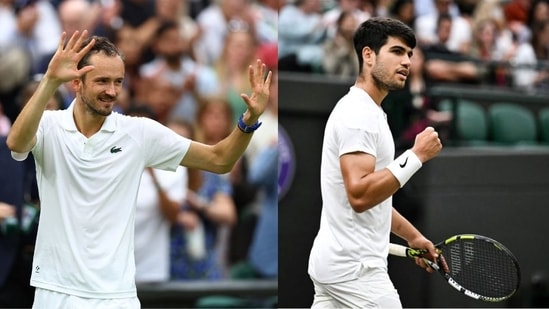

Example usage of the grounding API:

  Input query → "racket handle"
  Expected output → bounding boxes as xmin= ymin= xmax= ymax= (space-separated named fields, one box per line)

xmin=388 ymin=243 xmax=409 ymax=257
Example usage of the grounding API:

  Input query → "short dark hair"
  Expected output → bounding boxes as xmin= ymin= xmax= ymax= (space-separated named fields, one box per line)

xmin=353 ymin=17 xmax=416 ymax=71
xmin=77 ymin=36 xmax=124 ymax=71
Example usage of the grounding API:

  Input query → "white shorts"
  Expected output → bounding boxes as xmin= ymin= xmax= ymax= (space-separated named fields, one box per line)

xmin=32 ymin=288 xmax=141 ymax=309
xmin=311 ymin=264 xmax=402 ymax=308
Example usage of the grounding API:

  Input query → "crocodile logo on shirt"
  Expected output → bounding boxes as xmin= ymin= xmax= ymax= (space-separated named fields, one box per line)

xmin=110 ymin=146 xmax=122 ymax=153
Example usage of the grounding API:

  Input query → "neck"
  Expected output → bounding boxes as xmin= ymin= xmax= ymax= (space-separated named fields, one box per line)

xmin=73 ymin=100 xmax=106 ymax=138
xmin=354 ymin=75 xmax=388 ymax=106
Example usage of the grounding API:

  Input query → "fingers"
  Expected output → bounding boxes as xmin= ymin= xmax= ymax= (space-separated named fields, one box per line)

xmin=65 ymin=30 xmax=84 ymax=51
xmin=57 ymin=32 xmax=68 ymax=51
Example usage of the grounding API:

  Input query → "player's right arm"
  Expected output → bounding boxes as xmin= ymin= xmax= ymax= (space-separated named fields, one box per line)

xmin=341 ymin=127 xmax=442 ymax=213
xmin=6 ymin=30 xmax=95 ymax=153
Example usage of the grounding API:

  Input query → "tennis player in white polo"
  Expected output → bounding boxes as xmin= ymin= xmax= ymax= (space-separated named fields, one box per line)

xmin=6 ymin=30 xmax=271 ymax=308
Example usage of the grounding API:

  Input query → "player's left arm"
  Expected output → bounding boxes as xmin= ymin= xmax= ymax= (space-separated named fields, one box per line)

xmin=391 ymin=207 xmax=437 ymax=270
xmin=180 ymin=59 xmax=272 ymax=174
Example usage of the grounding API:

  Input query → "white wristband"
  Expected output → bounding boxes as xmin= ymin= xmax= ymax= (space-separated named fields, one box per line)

xmin=386 ymin=149 xmax=422 ymax=188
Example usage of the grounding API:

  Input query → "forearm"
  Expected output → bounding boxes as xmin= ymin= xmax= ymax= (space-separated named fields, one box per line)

xmin=202 ymin=195 xmax=237 ymax=226
xmin=7 ymin=76 xmax=60 ymax=152
xmin=391 ymin=207 xmax=423 ymax=243
xmin=155 ymin=187 xmax=181 ymax=224
xmin=182 ymin=125 xmax=254 ymax=174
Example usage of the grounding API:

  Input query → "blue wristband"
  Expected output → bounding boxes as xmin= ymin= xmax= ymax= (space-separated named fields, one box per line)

xmin=237 ymin=114 xmax=262 ymax=133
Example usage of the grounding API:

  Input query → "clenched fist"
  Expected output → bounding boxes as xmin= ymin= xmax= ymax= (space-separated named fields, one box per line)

xmin=411 ymin=126 xmax=443 ymax=163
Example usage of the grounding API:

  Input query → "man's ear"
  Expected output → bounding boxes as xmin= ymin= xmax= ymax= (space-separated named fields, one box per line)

xmin=362 ymin=46 xmax=374 ymax=67
xmin=71 ymin=78 xmax=81 ymax=92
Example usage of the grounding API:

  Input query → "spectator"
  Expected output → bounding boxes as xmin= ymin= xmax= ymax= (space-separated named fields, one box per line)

xmin=421 ymin=13 xmax=482 ymax=85
xmin=252 ymin=0 xmax=282 ymax=45
xmin=57 ymin=0 xmax=101 ymax=37
xmin=129 ymin=105 xmax=188 ymax=285
xmin=170 ymin=99 xmax=237 ymax=280
xmin=389 ymin=0 xmax=416 ymax=28
xmin=503 ymin=0 xmax=532 ymax=44
xmin=154 ymin=0 xmax=201 ymax=61
xmin=214 ymin=28 xmax=258 ymax=124
xmin=322 ymin=0 xmax=370 ymax=39
xmin=414 ymin=0 xmax=472 ymax=54
xmin=278 ymin=0 xmax=328 ymax=72
xmin=322 ymin=10 xmax=360 ymax=78
xmin=194 ymin=0 xmax=258 ymax=66
xmin=242 ymin=68 xmax=279 ymax=279
xmin=0 ymin=118 xmax=38 ymax=307
xmin=134 ymin=75 xmax=179 ymax=124
xmin=139 ymin=20 xmax=219 ymax=125
xmin=0 ymin=0 xmax=62 ymax=74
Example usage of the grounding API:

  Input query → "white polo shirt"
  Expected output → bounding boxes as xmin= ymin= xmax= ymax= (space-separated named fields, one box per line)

xmin=13 ymin=102 xmax=190 ymax=298
xmin=308 ymin=86 xmax=395 ymax=284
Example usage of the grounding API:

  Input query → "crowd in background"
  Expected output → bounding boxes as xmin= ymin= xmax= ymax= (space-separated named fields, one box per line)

xmin=278 ymin=0 xmax=549 ymax=147
xmin=0 ymin=0 xmax=279 ymax=307
xmin=279 ymin=0 xmax=549 ymax=93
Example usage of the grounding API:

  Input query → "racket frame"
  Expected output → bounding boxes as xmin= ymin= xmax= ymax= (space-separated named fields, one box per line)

xmin=388 ymin=234 xmax=521 ymax=302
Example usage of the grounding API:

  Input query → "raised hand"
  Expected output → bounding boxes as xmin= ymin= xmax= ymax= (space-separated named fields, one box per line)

xmin=240 ymin=59 xmax=272 ymax=120
xmin=45 ymin=30 xmax=96 ymax=85
xmin=411 ymin=126 xmax=443 ymax=163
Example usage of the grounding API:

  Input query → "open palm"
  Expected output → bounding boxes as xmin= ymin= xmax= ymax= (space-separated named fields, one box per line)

xmin=45 ymin=30 xmax=96 ymax=85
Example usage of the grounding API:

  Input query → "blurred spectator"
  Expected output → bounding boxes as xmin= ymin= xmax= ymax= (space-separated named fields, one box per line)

xmin=154 ymin=0 xmax=201 ymax=61
xmin=414 ymin=0 xmax=472 ymax=54
xmin=113 ymin=27 xmax=144 ymax=104
xmin=116 ymin=0 xmax=161 ymax=64
xmin=0 ymin=113 xmax=38 ymax=307
xmin=322 ymin=10 xmax=359 ymax=78
xmin=170 ymin=99 xmax=237 ymax=280
xmin=278 ymin=0 xmax=328 ymax=72
xmin=0 ymin=0 xmax=62 ymax=74
xmin=389 ymin=0 xmax=416 ymax=27
xmin=134 ymin=75 xmax=179 ymax=124
xmin=241 ymin=68 xmax=278 ymax=279
xmin=252 ymin=0 xmax=282 ymax=45
xmin=139 ymin=20 xmax=219 ymax=124
xmin=214 ymin=29 xmax=258 ymax=124
xmin=57 ymin=0 xmax=101 ymax=37
xmin=421 ymin=13 xmax=482 ymax=84
xmin=467 ymin=17 xmax=517 ymax=86
xmin=194 ymin=0 xmax=258 ymax=65
xmin=527 ymin=0 xmax=549 ymax=28
xmin=243 ymin=143 xmax=278 ymax=279
xmin=129 ymin=105 xmax=188 ymax=284
xmin=528 ymin=20 xmax=549 ymax=90
xmin=503 ymin=0 xmax=532 ymax=44
xmin=0 ymin=44 xmax=30 ymax=122
xmin=322 ymin=0 xmax=370 ymax=39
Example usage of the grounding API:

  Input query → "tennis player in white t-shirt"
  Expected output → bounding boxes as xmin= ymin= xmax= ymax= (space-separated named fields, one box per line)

xmin=308 ymin=17 xmax=443 ymax=308
xmin=6 ymin=30 xmax=271 ymax=308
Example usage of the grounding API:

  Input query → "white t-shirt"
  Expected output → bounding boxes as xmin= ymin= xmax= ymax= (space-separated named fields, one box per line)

xmin=13 ymin=102 xmax=190 ymax=298
xmin=134 ymin=167 xmax=187 ymax=284
xmin=308 ymin=86 xmax=395 ymax=284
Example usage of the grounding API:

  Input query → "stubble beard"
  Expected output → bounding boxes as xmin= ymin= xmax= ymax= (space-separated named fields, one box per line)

xmin=81 ymin=93 xmax=113 ymax=117
xmin=371 ymin=64 xmax=406 ymax=91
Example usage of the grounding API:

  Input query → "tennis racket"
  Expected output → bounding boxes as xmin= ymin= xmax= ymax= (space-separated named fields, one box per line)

xmin=389 ymin=234 xmax=521 ymax=302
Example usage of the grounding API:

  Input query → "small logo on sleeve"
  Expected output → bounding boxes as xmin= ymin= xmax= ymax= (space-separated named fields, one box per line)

xmin=110 ymin=146 xmax=122 ymax=153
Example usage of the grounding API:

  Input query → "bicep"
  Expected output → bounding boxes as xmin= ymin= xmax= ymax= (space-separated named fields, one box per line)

xmin=340 ymin=151 xmax=376 ymax=201
xmin=340 ymin=151 xmax=401 ymax=212
xmin=180 ymin=141 xmax=216 ymax=172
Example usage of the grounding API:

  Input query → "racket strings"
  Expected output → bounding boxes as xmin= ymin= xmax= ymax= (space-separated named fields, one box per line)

xmin=442 ymin=239 xmax=519 ymax=299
